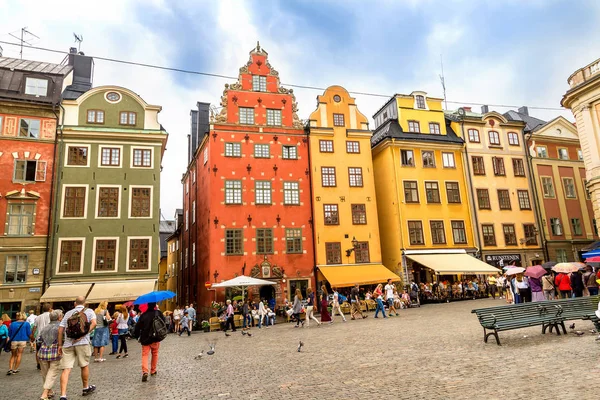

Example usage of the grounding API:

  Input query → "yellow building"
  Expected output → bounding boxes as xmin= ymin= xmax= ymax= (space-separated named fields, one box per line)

xmin=372 ymin=92 xmax=497 ymax=285
xmin=164 ymin=226 xmax=181 ymax=312
xmin=446 ymin=108 xmax=544 ymax=267
xmin=307 ymin=86 xmax=398 ymax=288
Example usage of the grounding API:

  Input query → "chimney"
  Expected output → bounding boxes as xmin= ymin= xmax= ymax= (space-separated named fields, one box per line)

xmin=68 ymin=50 xmax=93 ymax=91
xmin=518 ymin=106 xmax=529 ymax=116
xmin=188 ymin=102 xmax=210 ymax=164
xmin=463 ymin=106 xmax=472 ymax=112
xmin=481 ymin=105 xmax=489 ymax=114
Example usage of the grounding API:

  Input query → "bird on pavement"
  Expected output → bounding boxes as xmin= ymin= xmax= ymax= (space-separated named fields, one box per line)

xmin=194 ymin=351 xmax=203 ymax=360
xmin=241 ymin=330 xmax=247 ymax=335
xmin=297 ymin=340 xmax=304 ymax=352
xmin=207 ymin=344 xmax=216 ymax=355
xmin=246 ymin=332 xmax=252 ymax=337
xmin=573 ymin=331 xmax=584 ymax=337
xmin=596 ymin=335 xmax=600 ymax=341
xmin=225 ymin=332 xmax=231 ymax=337
xmin=569 ymin=323 xmax=575 ymax=330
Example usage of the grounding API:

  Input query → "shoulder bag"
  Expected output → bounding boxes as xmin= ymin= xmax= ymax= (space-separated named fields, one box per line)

xmin=3 ymin=321 xmax=25 ymax=353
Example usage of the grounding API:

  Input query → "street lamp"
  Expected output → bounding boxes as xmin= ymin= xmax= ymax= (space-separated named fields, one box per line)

xmin=345 ymin=236 xmax=359 ymax=257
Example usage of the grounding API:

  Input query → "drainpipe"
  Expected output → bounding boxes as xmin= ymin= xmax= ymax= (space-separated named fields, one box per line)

xmin=305 ymin=127 xmax=318 ymax=295
xmin=459 ymin=119 xmax=482 ymax=258
xmin=525 ymin=132 xmax=550 ymax=262
xmin=389 ymin=139 xmax=408 ymax=284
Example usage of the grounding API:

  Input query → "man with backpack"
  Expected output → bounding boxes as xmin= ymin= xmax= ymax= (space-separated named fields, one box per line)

xmin=57 ymin=296 xmax=97 ymax=400
xmin=133 ymin=302 xmax=166 ymax=382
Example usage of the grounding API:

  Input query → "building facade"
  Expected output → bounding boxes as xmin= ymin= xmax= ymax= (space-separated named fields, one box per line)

xmin=0 ymin=57 xmax=72 ymax=317
xmin=183 ymin=44 xmax=314 ymax=314
xmin=165 ymin=209 xmax=182 ymax=312
xmin=158 ymin=217 xmax=176 ymax=293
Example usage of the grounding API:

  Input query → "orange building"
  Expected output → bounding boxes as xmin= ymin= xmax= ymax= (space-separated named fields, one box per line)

xmin=182 ymin=44 xmax=314 ymax=314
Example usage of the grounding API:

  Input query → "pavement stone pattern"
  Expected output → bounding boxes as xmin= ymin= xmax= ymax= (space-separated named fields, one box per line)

xmin=1 ymin=298 xmax=598 ymax=400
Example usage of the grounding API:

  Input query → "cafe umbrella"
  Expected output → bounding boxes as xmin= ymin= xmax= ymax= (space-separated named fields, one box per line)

xmin=505 ymin=267 xmax=526 ymax=276
xmin=211 ymin=275 xmax=276 ymax=301
xmin=524 ymin=265 xmax=547 ymax=279
xmin=134 ymin=290 xmax=176 ymax=305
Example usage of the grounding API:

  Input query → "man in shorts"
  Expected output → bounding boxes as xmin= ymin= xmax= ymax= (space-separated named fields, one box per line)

xmin=57 ymin=296 xmax=97 ymax=400
xmin=384 ymin=279 xmax=399 ymax=316
xmin=350 ymin=284 xmax=366 ymax=320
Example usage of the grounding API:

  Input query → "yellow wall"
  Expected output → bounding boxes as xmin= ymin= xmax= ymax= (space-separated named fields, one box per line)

xmin=397 ymin=94 xmax=447 ymax=135
xmin=308 ymin=86 xmax=382 ymax=266
xmin=165 ymin=234 xmax=180 ymax=311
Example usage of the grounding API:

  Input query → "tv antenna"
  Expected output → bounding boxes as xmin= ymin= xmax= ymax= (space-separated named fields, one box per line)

xmin=439 ymin=54 xmax=447 ymax=110
xmin=9 ymin=27 xmax=40 ymax=59
xmin=73 ymin=33 xmax=83 ymax=52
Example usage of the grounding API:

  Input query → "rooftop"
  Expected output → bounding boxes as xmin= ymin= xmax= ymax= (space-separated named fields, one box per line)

xmin=371 ymin=118 xmax=463 ymax=148
xmin=0 ymin=57 xmax=73 ymax=75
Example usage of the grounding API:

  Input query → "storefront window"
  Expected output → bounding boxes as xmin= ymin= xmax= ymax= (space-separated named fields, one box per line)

xmin=289 ymin=279 xmax=308 ymax=302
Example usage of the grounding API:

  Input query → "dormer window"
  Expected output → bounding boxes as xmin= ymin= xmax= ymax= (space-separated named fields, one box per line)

xmin=408 ymin=120 xmax=420 ymax=133
xmin=415 ymin=95 xmax=426 ymax=109
xmin=120 ymin=112 xmax=137 ymax=126
xmin=87 ymin=110 xmax=105 ymax=124
xmin=24 ymin=77 xmax=48 ymax=97
xmin=252 ymin=75 xmax=267 ymax=92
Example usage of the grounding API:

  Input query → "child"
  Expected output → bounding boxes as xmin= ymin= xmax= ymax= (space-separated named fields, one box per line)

xmin=109 ymin=312 xmax=119 ymax=355
xmin=179 ymin=312 xmax=191 ymax=336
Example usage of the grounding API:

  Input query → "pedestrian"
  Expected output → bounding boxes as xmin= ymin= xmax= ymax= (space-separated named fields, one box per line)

xmin=92 ymin=301 xmax=111 ymax=362
xmin=570 ymin=270 xmax=584 ymax=297
xmin=330 ymin=287 xmax=346 ymax=322
xmin=584 ymin=265 xmax=598 ymax=296
xmin=38 ymin=310 xmax=63 ymax=400
xmin=0 ymin=319 xmax=8 ymax=356
xmin=542 ymin=274 xmax=555 ymax=300
xmin=556 ymin=272 xmax=571 ymax=298
xmin=57 ymin=296 xmax=97 ymax=399
xmin=305 ymin=287 xmax=321 ymax=327
xmin=6 ymin=311 xmax=31 ymax=375
xmin=242 ymin=299 xmax=250 ymax=329
xmin=115 ymin=305 xmax=129 ymax=359
xmin=224 ymin=300 xmax=236 ymax=332
xmin=320 ymin=286 xmax=332 ymax=324
xmin=109 ymin=313 xmax=119 ymax=355
xmin=384 ymin=279 xmax=399 ymax=316
xmin=529 ymin=276 xmax=544 ymax=302
xmin=26 ymin=309 xmax=37 ymax=352
xmin=258 ymin=299 xmax=267 ymax=329
xmin=496 ymin=274 xmax=504 ymax=299
xmin=33 ymin=303 xmax=53 ymax=370
xmin=488 ymin=275 xmax=497 ymax=299
xmin=179 ymin=312 xmax=191 ymax=336
xmin=373 ymin=284 xmax=387 ymax=318
xmin=350 ymin=284 xmax=366 ymax=320
xmin=185 ymin=304 xmax=196 ymax=331
xmin=133 ymin=302 xmax=166 ymax=382
xmin=292 ymin=289 xmax=304 ymax=328
xmin=173 ymin=306 xmax=181 ymax=333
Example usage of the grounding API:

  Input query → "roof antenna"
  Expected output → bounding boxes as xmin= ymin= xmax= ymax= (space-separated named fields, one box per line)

xmin=439 ymin=54 xmax=447 ymax=110
xmin=73 ymin=33 xmax=83 ymax=53
xmin=9 ymin=27 xmax=40 ymax=59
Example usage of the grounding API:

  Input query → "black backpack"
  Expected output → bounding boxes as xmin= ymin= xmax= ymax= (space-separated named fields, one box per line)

xmin=66 ymin=308 xmax=90 ymax=339
xmin=150 ymin=312 xmax=168 ymax=342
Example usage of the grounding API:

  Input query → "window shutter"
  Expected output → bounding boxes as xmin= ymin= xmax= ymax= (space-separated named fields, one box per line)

xmin=35 ymin=161 xmax=47 ymax=181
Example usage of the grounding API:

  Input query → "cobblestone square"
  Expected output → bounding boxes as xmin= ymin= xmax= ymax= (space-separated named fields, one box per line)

xmin=2 ymin=299 xmax=598 ymax=400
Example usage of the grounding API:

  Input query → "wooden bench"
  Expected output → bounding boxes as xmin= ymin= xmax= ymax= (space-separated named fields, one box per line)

xmin=471 ymin=302 xmax=564 ymax=345
xmin=209 ymin=317 xmax=221 ymax=332
xmin=365 ymin=299 xmax=376 ymax=311
xmin=543 ymin=296 xmax=599 ymax=333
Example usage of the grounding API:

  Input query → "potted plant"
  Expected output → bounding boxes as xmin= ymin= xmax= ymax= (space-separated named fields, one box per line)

xmin=201 ymin=320 xmax=210 ymax=332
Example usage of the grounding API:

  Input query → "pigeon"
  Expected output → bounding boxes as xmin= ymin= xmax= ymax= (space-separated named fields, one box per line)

xmin=569 ymin=323 xmax=575 ymax=330
xmin=207 ymin=344 xmax=215 ymax=355
xmin=590 ymin=329 xmax=598 ymax=334
xmin=225 ymin=332 xmax=231 ymax=337
xmin=241 ymin=330 xmax=247 ymax=336
xmin=194 ymin=351 xmax=203 ymax=360
xmin=297 ymin=340 xmax=304 ymax=352
xmin=596 ymin=335 xmax=600 ymax=341
xmin=573 ymin=331 xmax=585 ymax=337
xmin=246 ymin=332 xmax=252 ymax=337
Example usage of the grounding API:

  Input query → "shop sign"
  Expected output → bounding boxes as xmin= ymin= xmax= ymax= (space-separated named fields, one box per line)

xmin=484 ymin=254 xmax=521 ymax=267
xmin=29 ymin=287 xmax=41 ymax=293
xmin=32 ymin=268 xmax=40 ymax=275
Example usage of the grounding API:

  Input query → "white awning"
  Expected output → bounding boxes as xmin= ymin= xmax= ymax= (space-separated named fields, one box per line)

xmin=40 ymin=283 xmax=93 ymax=302
xmin=212 ymin=275 xmax=277 ymax=288
xmin=85 ymin=280 xmax=156 ymax=303
xmin=406 ymin=253 xmax=500 ymax=275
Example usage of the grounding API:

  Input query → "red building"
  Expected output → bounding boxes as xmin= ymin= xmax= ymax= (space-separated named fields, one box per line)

xmin=182 ymin=44 xmax=314 ymax=315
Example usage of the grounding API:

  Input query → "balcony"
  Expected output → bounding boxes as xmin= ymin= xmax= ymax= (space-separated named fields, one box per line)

xmin=568 ymin=58 xmax=600 ymax=89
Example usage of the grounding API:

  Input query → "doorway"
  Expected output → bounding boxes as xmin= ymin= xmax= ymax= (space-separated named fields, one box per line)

xmin=259 ymin=285 xmax=276 ymax=310
xmin=0 ymin=302 xmax=21 ymax=319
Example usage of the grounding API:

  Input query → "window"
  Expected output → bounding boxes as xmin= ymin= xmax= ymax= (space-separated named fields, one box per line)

xmin=354 ymin=242 xmax=370 ymax=263
xmin=333 ymin=113 xmax=345 ymax=127
xmin=0 ymin=116 xmax=3 ymax=132
xmin=429 ymin=122 xmax=441 ymax=134
xmin=507 ymin=132 xmax=519 ymax=146
xmin=86 ymin=110 xmax=104 ymax=124
xmin=497 ymin=189 xmax=511 ymax=210
xmin=252 ymin=75 xmax=267 ymax=92
xmin=482 ymin=225 xmax=496 ymax=246
xmin=132 ymin=148 xmax=152 ymax=167
xmin=558 ymin=148 xmax=569 ymax=160
xmin=346 ymin=141 xmax=360 ymax=153
xmin=537 ymin=146 xmax=548 ymax=158
xmin=323 ymin=204 xmax=339 ymax=225
xmin=106 ymin=92 xmax=121 ymax=102
xmin=266 ymin=109 xmax=282 ymax=126
xmin=282 ymin=145 xmax=297 ymax=159
xmin=254 ymin=144 xmax=270 ymax=158
xmin=571 ymin=218 xmax=582 ymax=236
xmin=131 ymin=187 xmax=151 ymax=217
xmin=192 ymin=201 xmax=196 ymax=224
xmin=185 ymin=209 xmax=188 ymax=231
xmin=425 ymin=182 xmax=440 ymax=203
xmin=594 ymin=219 xmax=598 ymax=236
xmin=63 ymin=187 xmax=86 ymax=217
xmin=577 ymin=149 xmax=583 ymax=161
xmin=256 ymin=229 xmax=274 ymax=254
xmin=408 ymin=120 xmax=420 ymax=133
xmin=442 ymin=152 xmax=455 ymax=168
xmin=321 ymin=167 xmax=336 ymax=187
xmin=225 ymin=142 xmax=241 ymax=157
xmin=446 ymin=182 xmax=461 ymax=203
xmin=101 ymin=147 xmax=120 ymax=166
xmin=286 ymin=229 xmax=303 ymax=254
xmin=556 ymin=249 xmax=568 ymax=263
xmin=129 ymin=239 xmax=149 ymax=270
xmin=119 ymin=112 xmax=136 ymax=126
xmin=239 ymin=107 xmax=254 ymax=124
xmin=492 ymin=157 xmax=505 ymax=176
xmin=408 ymin=221 xmax=424 ymax=245
xmin=319 ymin=140 xmax=334 ymax=153
xmin=422 ymin=151 xmax=435 ymax=168
xmin=512 ymin=158 xmax=525 ymax=177
xmin=95 ymin=240 xmax=116 ymax=271
xmin=203 ymin=148 xmax=208 ymax=165
xmin=59 ymin=240 xmax=82 ymax=273
xmin=24 ymin=77 xmax=48 ymax=96
xmin=584 ymin=178 xmax=591 ymax=200
xmin=4 ymin=255 xmax=27 ymax=283
xmin=517 ymin=190 xmax=531 ymax=210
xmin=451 ymin=221 xmax=467 ymax=244
xmin=325 ymin=242 xmax=342 ymax=264
xmin=488 ymin=131 xmax=500 ymax=145
xmin=562 ymin=178 xmax=576 ymax=199
xmin=225 ymin=229 xmax=243 ymax=255
xmin=401 ymin=150 xmax=414 ymax=166
xmin=477 ymin=189 xmax=491 ymax=210
xmin=541 ymin=177 xmax=555 ymax=198
xmin=192 ymin=243 xmax=196 ymax=265
xmin=7 ymin=204 xmax=34 ymax=235
xmin=348 ymin=167 xmax=363 ymax=187
xmin=351 ymin=204 xmax=367 ymax=225
xmin=415 ymin=95 xmax=426 ymax=109
xmin=503 ymin=224 xmax=517 ymax=245
xmin=225 ymin=180 xmax=242 ymax=204
xmin=283 ymin=181 xmax=300 ymax=205
xmin=472 ymin=156 xmax=485 ymax=175
xmin=66 ymin=146 xmax=88 ymax=166
xmin=19 ymin=119 xmax=40 ymax=138
xmin=98 ymin=187 xmax=119 ymax=217
xmin=468 ymin=129 xmax=480 ymax=143
xmin=13 ymin=160 xmax=46 ymax=182
xmin=550 ymin=218 xmax=563 ymax=236
xmin=523 ymin=224 xmax=538 ymax=245
xmin=255 ymin=181 xmax=271 ymax=205
xmin=430 ymin=221 xmax=446 ymax=244
xmin=404 ymin=181 xmax=419 ymax=203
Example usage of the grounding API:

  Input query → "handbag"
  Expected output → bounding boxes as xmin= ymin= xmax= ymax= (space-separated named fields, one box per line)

xmin=3 ymin=321 xmax=25 ymax=353
xmin=38 ymin=340 xmax=61 ymax=362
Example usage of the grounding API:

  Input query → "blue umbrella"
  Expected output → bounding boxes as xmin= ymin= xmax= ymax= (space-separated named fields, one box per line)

xmin=134 ymin=290 xmax=175 ymax=305
xmin=582 ymin=249 xmax=600 ymax=258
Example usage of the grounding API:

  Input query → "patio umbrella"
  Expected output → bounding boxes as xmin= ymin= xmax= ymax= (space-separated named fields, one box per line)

xmin=585 ymin=256 xmax=600 ymax=262
xmin=123 ymin=301 xmax=134 ymax=307
xmin=134 ymin=290 xmax=176 ymax=305
xmin=582 ymin=249 xmax=600 ymax=258
xmin=551 ymin=263 xmax=579 ymax=274
xmin=542 ymin=261 xmax=557 ymax=270
xmin=524 ymin=265 xmax=547 ymax=279
xmin=211 ymin=275 xmax=276 ymax=301
xmin=505 ymin=267 xmax=525 ymax=276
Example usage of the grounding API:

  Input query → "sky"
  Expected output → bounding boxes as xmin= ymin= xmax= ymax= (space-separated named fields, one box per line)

xmin=2 ymin=0 xmax=599 ymax=218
